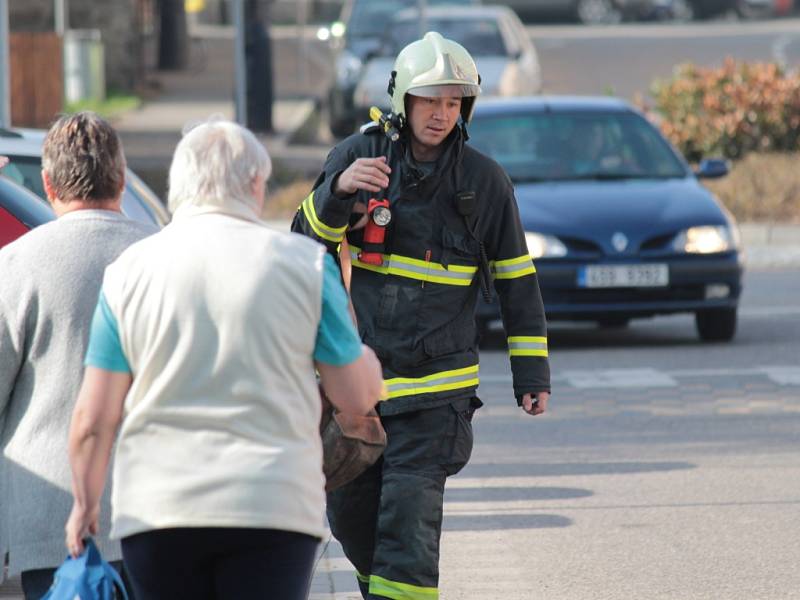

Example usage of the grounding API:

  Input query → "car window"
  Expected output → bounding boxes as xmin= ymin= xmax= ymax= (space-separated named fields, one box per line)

xmin=382 ymin=18 xmax=507 ymax=57
xmin=468 ymin=111 xmax=688 ymax=182
xmin=349 ymin=0 xmax=419 ymax=38
xmin=0 ymin=155 xmax=46 ymax=199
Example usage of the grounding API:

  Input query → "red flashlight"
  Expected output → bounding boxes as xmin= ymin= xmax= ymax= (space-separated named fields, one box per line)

xmin=358 ymin=198 xmax=392 ymax=266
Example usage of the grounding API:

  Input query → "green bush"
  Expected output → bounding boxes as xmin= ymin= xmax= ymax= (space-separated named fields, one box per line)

xmin=648 ymin=59 xmax=800 ymax=162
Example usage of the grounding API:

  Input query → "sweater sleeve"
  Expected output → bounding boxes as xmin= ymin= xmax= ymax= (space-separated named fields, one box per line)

xmin=484 ymin=174 xmax=551 ymax=403
xmin=0 ymin=285 xmax=23 ymax=417
xmin=291 ymin=142 xmax=361 ymax=253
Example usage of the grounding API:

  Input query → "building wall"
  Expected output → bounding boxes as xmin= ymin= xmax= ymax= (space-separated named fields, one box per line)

xmin=9 ymin=0 xmax=141 ymax=93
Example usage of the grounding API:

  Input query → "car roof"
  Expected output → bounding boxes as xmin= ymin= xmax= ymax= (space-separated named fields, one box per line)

xmin=473 ymin=95 xmax=637 ymax=115
xmin=394 ymin=4 xmax=516 ymax=20
xmin=0 ymin=127 xmax=44 ymax=157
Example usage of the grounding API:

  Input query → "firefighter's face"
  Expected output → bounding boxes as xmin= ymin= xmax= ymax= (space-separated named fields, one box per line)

xmin=406 ymin=95 xmax=462 ymax=158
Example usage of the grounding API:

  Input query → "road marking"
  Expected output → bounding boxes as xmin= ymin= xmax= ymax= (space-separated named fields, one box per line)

xmin=740 ymin=306 xmax=800 ymax=317
xmin=560 ymin=368 xmax=677 ymax=388
xmin=482 ymin=366 xmax=800 ymax=389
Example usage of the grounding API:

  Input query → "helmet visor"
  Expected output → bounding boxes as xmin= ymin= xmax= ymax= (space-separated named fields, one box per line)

xmin=407 ymin=83 xmax=481 ymax=100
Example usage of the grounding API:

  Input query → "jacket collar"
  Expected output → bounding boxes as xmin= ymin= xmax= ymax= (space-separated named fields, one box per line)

xmin=172 ymin=199 xmax=263 ymax=225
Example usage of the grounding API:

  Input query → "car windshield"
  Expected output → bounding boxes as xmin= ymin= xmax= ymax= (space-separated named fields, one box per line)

xmin=468 ymin=111 xmax=688 ymax=182
xmin=380 ymin=18 xmax=506 ymax=57
xmin=348 ymin=0 xmax=478 ymax=38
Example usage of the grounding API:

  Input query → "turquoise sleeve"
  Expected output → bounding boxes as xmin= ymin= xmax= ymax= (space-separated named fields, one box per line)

xmin=84 ymin=291 xmax=131 ymax=373
xmin=314 ymin=253 xmax=362 ymax=366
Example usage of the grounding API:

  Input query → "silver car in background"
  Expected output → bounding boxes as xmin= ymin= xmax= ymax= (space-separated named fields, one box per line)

xmin=352 ymin=5 xmax=541 ymax=122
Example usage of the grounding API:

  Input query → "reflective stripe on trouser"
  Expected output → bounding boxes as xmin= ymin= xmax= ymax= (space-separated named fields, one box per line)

xmin=327 ymin=401 xmax=475 ymax=600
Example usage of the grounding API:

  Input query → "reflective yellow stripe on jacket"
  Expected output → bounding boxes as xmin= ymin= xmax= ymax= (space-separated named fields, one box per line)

xmin=369 ymin=574 xmax=439 ymax=599
xmin=383 ymin=365 xmax=479 ymax=400
xmin=508 ymin=336 xmax=548 ymax=357
xmin=490 ymin=255 xmax=536 ymax=280
xmin=349 ymin=245 xmax=477 ymax=286
xmin=301 ymin=192 xmax=347 ymax=243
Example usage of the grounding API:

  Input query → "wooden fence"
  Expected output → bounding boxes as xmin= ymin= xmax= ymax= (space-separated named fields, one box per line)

xmin=10 ymin=32 xmax=63 ymax=128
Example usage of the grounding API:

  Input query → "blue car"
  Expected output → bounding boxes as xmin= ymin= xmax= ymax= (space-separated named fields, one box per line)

xmin=468 ymin=96 xmax=743 ymax=342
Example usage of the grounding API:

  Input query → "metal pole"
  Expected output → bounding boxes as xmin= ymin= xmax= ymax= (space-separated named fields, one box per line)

xmin=54 ymin=0 xmax=68 ymax=35
xmin=417 ymin=0 xmax=428 ymax=38
xmin=298 ymin=0 xmax=308 ymax=89
xmin=0 ymin=0 xmax=10 ymax=128
xmin=233 ymin=0 xmax=246 ymax=125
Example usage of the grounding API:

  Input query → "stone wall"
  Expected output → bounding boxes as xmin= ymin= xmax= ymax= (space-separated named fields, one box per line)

xmin=9 ymin=0 xmax=141 ymax=93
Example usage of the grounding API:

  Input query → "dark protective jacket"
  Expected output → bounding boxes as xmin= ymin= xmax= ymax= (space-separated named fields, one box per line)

xmin=291 ymin=124 xmax=550 ymax=415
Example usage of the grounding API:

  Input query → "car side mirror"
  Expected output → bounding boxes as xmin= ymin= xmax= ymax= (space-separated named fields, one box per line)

xmin=694 ymin=158 xmax=729 ymax=179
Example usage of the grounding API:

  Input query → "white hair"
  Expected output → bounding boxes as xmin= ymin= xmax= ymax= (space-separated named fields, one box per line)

xmin=167 ymin=119 xmax=272 ymax=214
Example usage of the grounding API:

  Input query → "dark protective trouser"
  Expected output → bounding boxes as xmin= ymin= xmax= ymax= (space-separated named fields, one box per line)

xmin=327 ymin=399 xmax=477 ymax=600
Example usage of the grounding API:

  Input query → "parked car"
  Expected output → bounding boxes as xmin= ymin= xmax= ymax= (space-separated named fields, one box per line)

xmin=0 ymin=172 xmax=55 ymax=250
xmin=352 ymin=5 xmax=541 ymax=120
xmin=0 ymin=127 xmax=171 ymax=228
xmin=467 ymin=96 xmax=743 ymax=342
xmin=321 ymin=0 xmax=482 ymax=138
xmin=482 ymin=0 xmax=671 ymax=23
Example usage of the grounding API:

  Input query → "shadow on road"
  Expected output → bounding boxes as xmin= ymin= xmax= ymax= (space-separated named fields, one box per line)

xmin=445 ymin=486 xmax=592 ymax=502
xmin=443 ymin=513 xmax=572 ymax=531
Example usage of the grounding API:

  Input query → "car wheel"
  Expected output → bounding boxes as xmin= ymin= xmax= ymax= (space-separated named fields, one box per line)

xmin=695 ymin=307 xmax=737 ymax=342
xmin=597 ymin=316 xmax=630 ymax=329
xmin=576 ymin=0 xmax=623 ymax=24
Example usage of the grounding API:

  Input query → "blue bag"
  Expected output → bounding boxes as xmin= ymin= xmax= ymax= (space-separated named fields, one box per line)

xmin=42 ymin=538 xmax=129 ymax=600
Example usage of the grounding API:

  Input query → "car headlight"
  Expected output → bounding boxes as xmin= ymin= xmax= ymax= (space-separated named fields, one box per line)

xmin=525 ymin=232 xmax=567 ymax=259
xmin=336 ymin=51 xmax=362 ymax=87
xmin=672 ymin=225 xmax=737 ymax=254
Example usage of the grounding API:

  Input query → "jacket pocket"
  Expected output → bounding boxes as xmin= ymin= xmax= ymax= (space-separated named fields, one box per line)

xmin=441 ymin=227 xmax=479 ymax=268
xmin=422 ymin=305 xmax=476 ymax=358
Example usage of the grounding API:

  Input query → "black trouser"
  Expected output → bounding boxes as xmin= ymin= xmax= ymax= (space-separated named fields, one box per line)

xmin=327 ymin=399 xmax=475 ymax=600
xmin=21 ymin=561 xmax=131 ymax=600
xmin=120 ymin=527 xmax=319 ymax=600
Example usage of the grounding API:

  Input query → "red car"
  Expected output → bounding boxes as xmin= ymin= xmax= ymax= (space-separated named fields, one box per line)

xmin=0 ymin=173 xmax=54 ymax=250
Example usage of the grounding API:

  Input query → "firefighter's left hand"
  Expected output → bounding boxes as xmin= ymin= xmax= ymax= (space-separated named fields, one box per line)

xmin=522 ymin=392 xmax=549 ymax=416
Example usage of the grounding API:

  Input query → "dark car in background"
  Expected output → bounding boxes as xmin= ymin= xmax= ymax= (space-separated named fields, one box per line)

xmin=320 ymin=0 xmax=481 ymax=138
xmin=467 ymin=96 xmax=743 ymax=342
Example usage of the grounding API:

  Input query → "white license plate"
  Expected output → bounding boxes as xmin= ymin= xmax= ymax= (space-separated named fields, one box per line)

xmin=578 ymin=264 xmax=669 ymax=288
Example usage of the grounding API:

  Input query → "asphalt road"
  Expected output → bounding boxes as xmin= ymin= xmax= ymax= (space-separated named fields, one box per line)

xmin=308 ymin=268 xmax=800 ymax=599
xmin=438 ymin=267 xmax=800 ymax=600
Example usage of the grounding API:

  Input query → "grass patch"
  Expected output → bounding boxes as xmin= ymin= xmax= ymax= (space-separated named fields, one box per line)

xmin=703 ymin=152 xmax=800 ymax=224
xmin=262 ymin=178 xmax=315 ymax=220
xmin=65 ymin=94 xmax=141 ymax=119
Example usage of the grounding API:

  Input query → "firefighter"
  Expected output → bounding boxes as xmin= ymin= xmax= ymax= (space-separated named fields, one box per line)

xmin=292 ymin=31 xmax=551 ymax=600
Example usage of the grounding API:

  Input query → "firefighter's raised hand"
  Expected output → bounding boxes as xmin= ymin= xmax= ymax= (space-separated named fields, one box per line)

xmin=335 ymin=156 xmax=392 ymax=196
xmin=522 ymin=391 xmax=549 ymax=416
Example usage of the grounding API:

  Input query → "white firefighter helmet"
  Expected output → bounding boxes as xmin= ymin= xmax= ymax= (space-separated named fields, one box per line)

xmin=388 ymin=31 xmax=482 ymax=126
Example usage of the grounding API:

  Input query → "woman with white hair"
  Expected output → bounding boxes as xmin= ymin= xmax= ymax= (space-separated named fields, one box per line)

xmin=63 ymin=120 xmax=384 ymax=599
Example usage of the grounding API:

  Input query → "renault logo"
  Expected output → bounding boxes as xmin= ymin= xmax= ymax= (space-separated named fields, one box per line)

xmin=611 ymin=232 xmax=628 ymax=252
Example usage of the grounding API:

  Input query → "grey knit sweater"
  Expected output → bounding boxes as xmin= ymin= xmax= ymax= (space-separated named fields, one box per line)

xmin=0 ymin=209 xmax=157 ymax=577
